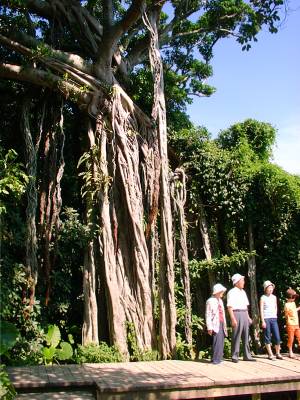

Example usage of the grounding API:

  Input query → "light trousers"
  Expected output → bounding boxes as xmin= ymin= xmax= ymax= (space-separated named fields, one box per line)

xmin=231 ymin=310 xmax=252 ymax=361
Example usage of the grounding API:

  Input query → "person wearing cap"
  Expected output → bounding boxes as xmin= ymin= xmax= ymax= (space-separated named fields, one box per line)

xmin=227 ymin=273 xmax=256 ymax=362
xmin=205 ymin=283 xmax=227 ymax=364
xmin=260 ymin=280 xmax=282 ymax=360
xmin=284 ymin=288 xmax=300 ymax=358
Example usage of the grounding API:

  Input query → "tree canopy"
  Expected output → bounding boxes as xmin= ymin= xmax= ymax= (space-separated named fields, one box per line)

xmin=1 ymin=0 xmax=286 ymax=112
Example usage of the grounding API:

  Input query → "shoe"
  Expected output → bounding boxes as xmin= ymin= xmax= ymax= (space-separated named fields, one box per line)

xmin=232 ymin=359 xmax=239 ymax=363
xmin=268 ymin=355 xmax=276 ymax=360
xmin=276 ymin=354 xmax=283 ymax=360
xmin=212 ymin=360 xmax=221 ymax=365
xmin=243 ymin=358 xmax=256 ymax=362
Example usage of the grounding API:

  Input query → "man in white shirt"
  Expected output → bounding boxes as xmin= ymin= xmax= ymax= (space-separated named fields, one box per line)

xmin=227 ymin=273 xmax=256 ymax=363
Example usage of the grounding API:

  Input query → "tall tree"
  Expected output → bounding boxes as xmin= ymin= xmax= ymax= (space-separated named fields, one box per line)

xmin=0 ymin=0 xmax=287 ymax=356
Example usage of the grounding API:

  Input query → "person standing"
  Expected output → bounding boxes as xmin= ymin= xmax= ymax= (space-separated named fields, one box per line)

xmin=260 ymin=280 xmax=283 ymax=360
xmin=227 ymin=273 xmax=256 ymax=363
xmin=284 ymin=288 xmax=300 ymax=359
xmin=205 ymin=283 xmax=227 ymax=364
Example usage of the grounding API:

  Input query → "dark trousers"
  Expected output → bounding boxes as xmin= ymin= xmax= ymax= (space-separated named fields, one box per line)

xmin=264 ymin=318 xmax=280 ymax=345
xmin=212 ymin=322 xmax=225 ymax=363
xmin=231 ymin=310 xmax=252 ymax=360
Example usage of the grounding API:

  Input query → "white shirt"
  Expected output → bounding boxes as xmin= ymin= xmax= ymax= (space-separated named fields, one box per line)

xmin=205 ymin=296 xmax=227 ymax=334
xmin=227 ymin=287 xmax=249 ymax=310
xmin=261 ymin=294 xmax=277 ymax=319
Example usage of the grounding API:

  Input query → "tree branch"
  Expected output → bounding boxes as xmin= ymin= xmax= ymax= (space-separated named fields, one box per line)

xmin=0 ymin=33 xmax=92 ymax=75
xmin=0 ymin=62 xmax=98 ymax=112
xmin=1 ymin=0 xmax=53 ymax=19
xmin=103 ymin=0 xmax=114 ymax=28
xmin=3 ymin=0 xmax=103 ymax=59
xmin=114 ymin=0 xmax=146 ymax=41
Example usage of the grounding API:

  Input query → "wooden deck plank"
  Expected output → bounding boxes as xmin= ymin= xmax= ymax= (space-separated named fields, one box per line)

xmin=16 ymin=391 xmax=95 ymax=399
xmin=7 ymin=356 xmax=300 ymax=399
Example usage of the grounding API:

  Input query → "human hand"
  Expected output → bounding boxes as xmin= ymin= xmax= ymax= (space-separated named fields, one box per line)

xmin=231 ymin=318 xmax=237 ymax=328
xmin=208 ymin=330 xmax=213 ymax=336
xmin=261 ymin=321 xmax=266 ymax=329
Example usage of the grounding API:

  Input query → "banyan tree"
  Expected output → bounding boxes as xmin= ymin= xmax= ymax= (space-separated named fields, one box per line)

xmin=0 ymin=0 xmax=286 ymax=358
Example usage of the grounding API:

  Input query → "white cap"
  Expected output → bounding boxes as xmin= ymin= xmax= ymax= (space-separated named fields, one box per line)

xmin=232 ymin=273 xmax=244 ymax=285
xmin=212 ymin=283 xmax=227 ymax=295
xmin=263 ymin=280 xmax=275 ymax=290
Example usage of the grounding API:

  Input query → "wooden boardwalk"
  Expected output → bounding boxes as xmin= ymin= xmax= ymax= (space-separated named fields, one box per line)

xmin=7 ymin=355 xmax=300 ymax=399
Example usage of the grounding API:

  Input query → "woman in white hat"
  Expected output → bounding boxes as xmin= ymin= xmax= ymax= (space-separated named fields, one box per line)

xmin=205 ymin=283 xmax=227 ymax=364
xmin=260 ymin=280 xmax=282 ymax=360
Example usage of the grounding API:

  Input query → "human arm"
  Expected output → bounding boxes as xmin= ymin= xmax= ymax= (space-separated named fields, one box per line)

xmin=205 ymin=299 xmax=214 ymax=335
xmin=247 ymin=309 xmax=252 ymax=325
xmin=260 ymin=297 xmax=266 ymax=328
xmin=227 ymin=306 xmax=237 ymax=328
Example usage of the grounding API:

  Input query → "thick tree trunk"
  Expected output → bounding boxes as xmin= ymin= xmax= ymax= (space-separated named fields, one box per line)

xmin=97 ymin=118 xmax=128 ymax=355
xmin=144 ymin=9 xmax=176 ymax=359
xmin=140 ymin=126 xmax=160 ymax=343
xmin=247 ymin=221 xmax=261 ymax=352
xmin=171 ymin=168 xmax=192 ymax=347
xmin=94 ymin=91 xmax=156 ymax=357
xmin=38 ymin=95 xmax=65 ymax=305
xmin=21 ymin=99 xmax=39 ymax=307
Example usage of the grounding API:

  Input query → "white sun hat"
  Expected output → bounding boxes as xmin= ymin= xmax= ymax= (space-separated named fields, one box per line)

xmin=263 ymin=280 xmax=275 ymax=290
xmin=212 ymin=283 xmax=227 ymax=295
xmin=231 ymin=273 xmax=244 ymax=285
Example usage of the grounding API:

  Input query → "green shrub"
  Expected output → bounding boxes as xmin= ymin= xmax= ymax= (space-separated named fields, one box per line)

xmin=7 ymin=336 xmax=43 ymax=366
xmin=0 ymin=321 xmax=19 ymax=399
xmin=74 ymin=342 xmax=123 ymax=364
xmin=0 ymin=322 xmax=19 ymax=356
xmin=126 ymin=322 xmax=159 ymax=361
xmin=223 ymin=337 xmax=231 ymax=359
xmin=175 ymin=333 xmax=193 ymax=360
xmin=0 ymin=365 xmax=16 ymax=399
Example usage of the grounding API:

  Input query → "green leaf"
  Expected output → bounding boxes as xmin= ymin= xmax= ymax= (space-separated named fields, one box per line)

xmin=45 ymin=325 xmax=61 ymax=348
xmin=43 ymin=345 xmax=56 ymax=361
xmin=55 ymin=342 xmax=73 ymax=360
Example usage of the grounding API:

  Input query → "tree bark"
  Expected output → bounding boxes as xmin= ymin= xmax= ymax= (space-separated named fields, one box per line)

xmin=247 ymin=221 xmax=261 ymax=352
xmin=144 ymin=9 xmax=176 ymax=359
xmin=21 ymin=98 xmax=39 ymax=308
xmin=171 ymin=168 xmax=192 ymax=348
xmin=82 ymin=121 xmax=99 ymax=345
xmin=198 ymin=202 xmax=215 ymax=288
xmin=94 ymin=90 xmax=156 ymax=357
xmin=38 ymin=94 xmax=65 ymax=305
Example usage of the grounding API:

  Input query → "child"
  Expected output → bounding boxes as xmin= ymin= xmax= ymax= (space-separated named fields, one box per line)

xmin=260 ymin=280 xmax=282 ymax=360
xmin=205 ymin=283 xmax=227 ymax=364
xmin=284 ymin=288 xmax=300 ymax=358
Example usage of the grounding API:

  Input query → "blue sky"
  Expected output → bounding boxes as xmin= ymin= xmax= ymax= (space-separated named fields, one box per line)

xmin=186 ymin=1 xmax=300 ymax=175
